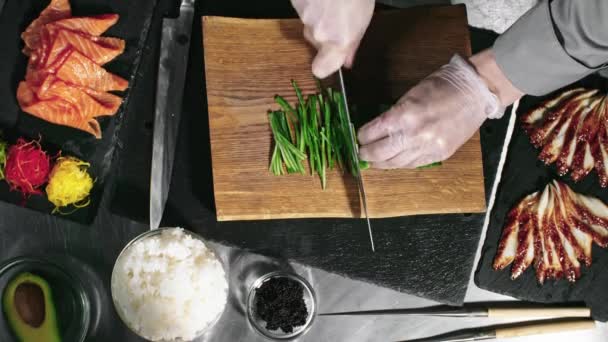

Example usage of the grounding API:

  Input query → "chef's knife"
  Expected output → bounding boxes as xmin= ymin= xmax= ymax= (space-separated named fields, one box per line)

xmin=320 ymin=305 xmax=591 ymax=318
xmin=397 ymin=319 xmax=595 ymax=342
xmin=149 ymin=0 xmax=195 ymax=230
xmin=338 ymin=68 xmax=375 ymax=252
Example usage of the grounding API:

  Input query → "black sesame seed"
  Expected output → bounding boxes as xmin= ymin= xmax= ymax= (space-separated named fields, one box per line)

xmin=255 ymin=276 xmax=308 ymax=333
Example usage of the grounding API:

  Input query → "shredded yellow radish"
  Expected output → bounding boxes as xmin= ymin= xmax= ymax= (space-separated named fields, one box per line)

xmin=46 ymin=156 xmax=94 ymax=213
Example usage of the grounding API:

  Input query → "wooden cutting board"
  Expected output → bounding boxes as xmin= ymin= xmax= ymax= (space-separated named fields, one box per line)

xmin=203 ymin=5 xmax=486 ymax=221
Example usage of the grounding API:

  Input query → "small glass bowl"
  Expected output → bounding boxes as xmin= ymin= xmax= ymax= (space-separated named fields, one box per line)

xmin=247 ymin=271 xmax=316 ymax=340
xmin=0 ymin=256 xmax=91 ymax=342
xmin=110 ymin=227 xmax=228 ymax=342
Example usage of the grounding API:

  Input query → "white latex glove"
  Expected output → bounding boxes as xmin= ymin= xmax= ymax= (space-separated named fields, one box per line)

xmin=357 ymin=54 xmax=502 ymax=169
xmin=291 ymin=0 xmax=375 ymax=79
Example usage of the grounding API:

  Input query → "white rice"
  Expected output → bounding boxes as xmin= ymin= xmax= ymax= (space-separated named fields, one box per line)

xmin=111 ymin=228 xmax=228 ymax=341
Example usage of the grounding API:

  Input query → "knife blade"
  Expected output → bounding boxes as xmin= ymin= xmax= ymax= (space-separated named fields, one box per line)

xmin=320 ymin=306 xmax=488 ymax=317
xmin=320 ymin=305 xmax=591 ymax=319
xmin=399 ymin=330 xmax=496 ymax=342
xmin=338 ymin=68 xmax=375 ymax=252
xmin=149 ymin=0 xmax=195 ymax=230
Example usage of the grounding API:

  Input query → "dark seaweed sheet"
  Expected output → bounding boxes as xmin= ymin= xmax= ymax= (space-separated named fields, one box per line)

xmin=0 ymin=0 xmax=159 ymax=223
xmin=475 ymin=74 xmax=608 ymax=322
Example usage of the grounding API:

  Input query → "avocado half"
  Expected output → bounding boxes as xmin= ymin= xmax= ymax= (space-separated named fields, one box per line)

xmin=2 ymin=272 xmax=61 ymax=342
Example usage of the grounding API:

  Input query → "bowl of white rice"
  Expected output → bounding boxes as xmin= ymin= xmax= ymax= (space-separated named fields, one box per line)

xmin=111 ymin=227 xmax=228 ymax=341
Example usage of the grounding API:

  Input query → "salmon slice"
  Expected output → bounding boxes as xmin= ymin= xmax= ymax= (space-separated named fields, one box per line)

xmin=35 ymin=76 xmax=121 ymax=118
xmin=18 ymin=0 xmax=127 ymax=138
xmin=56 ymin=50 xmax=128 ymax=91
xmin=51 ymin=14 xmax=119 ymax=36
xmin=43 ymin=27 xmax=125 ymax=66
xmin=26 ymin=45 xmax=74 ymax=86
xmin=17 ymin=82 xmax=102 ymax=138
xmin=21 ymin=0 xmax=72 ymax=55
xmin=79 ymin=87 xmax=123 ymax=114
xmin=16 ymin=80 xmax=37 ymax=104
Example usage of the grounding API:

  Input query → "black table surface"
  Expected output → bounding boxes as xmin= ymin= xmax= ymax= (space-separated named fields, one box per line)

xmin=0 ymin=1 xmax=511 ymax=341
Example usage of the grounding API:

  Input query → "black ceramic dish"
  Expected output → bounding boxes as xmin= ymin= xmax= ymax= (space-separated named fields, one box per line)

xmin=0 ymin=0 xmax=160 ymax=223
xmin=475 ymin=74 xmax=608 ymax=322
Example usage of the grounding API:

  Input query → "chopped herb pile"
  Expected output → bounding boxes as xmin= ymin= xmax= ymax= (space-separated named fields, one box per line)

xmin=269 ymin=80 xmax=361 ymax=189
xmin=268 ymin=81 xmax=442 ymax=189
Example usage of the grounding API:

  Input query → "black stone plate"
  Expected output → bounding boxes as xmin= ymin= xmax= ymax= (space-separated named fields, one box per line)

xmin=475 ymin=74 xmax=608 ymax=321
xmin=0 ymin=0 xmax=159 ymax=223
xmin=110 ymin=0 xmax=506 ymax=305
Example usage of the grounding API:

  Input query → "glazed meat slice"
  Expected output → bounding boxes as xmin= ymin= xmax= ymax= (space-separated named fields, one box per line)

xmin=493 ymin=181 xmax=608 ymax=284
xmin=522 ymin=88 xmax=608 ymax=185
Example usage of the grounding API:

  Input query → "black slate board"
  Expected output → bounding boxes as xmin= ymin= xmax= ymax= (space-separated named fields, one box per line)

xmin=0 ymin=0 xmax=159 ymax=223
xmin=110 ymin=0 xmax=506 ymax=305
xmin=475 ymin=74 xmax=608 ymax=321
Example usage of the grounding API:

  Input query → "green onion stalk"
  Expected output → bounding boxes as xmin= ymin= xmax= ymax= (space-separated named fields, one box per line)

xmin=268 ymin=80 xmax=441 ymax=189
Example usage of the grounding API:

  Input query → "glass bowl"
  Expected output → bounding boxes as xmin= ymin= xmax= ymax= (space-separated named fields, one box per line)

xmin=110 ymin=227 xmax=228 ymax=342
xmin=247 ymin=271 xmax=316 ymax=340
xmin=0 ymin=256 xmax=90 ymax=342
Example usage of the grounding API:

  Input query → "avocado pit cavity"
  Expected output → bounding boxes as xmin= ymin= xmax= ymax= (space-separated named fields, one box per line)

xmin=15 ymin=282 xmax=45 ymax=328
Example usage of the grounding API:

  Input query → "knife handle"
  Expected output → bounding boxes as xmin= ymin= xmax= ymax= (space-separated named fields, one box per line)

xmin=495 ymin=320 xmax=595 ymax=339
xmin=488 ymin=307 xmax=591 ymax=319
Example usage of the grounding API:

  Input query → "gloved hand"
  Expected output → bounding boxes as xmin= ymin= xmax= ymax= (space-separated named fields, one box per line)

xmin=291 ymin=0 xmax=375 ymax=79
xmin=357 ymin=54 xmax=502 ymax=169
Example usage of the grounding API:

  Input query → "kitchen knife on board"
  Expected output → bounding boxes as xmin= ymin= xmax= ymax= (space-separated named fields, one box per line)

xmin=338 ymin=68 xmax=375 ymax=251
xmin=149 ymin=0 xmax=195 ymax=229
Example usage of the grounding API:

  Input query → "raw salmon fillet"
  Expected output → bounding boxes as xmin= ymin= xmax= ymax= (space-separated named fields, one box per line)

xmin=16 ymin=0 xmax=127 ymax=139
xmin=36 ymin=76 xmax=122 ymax=118
xmin=80 ymin=87 xmax=124 ymax=113
xmin=21 ymin=0 xmax=71 ymax=55
xmin=17 ymin=82 xmax=102 ymax=138
xmin=56 ymin=50 xmax=128 ymax=92
xmin=51 ymin=14 xmax=119 ymax=36
xmin=44 ymin=27 xmax=125 ymax=66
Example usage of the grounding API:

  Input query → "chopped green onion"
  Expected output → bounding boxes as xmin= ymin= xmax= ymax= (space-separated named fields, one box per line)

xmin=359 ymin=160 xmax=370 ymax=170
xmin=268 ymin=81 xmax=439 ymax=189
xmin=416 ymin=162 xmax=443 ymax=169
